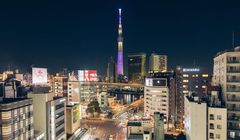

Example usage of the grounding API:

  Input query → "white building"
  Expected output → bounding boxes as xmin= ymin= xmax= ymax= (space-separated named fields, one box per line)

xmin=28 ymin=89 xmax=66 ymax=140
xmin=149 ymin=53 xmax=167 ymax=72
xmin=144 ymin=78 xmax=169 ymax=122
xmin=97 ymin=92 xmax=108 ymax=107
xmin=184 ymin=96 xmax=207 ymax=140
xmin=212 ymin=46 xmax=240 ymax=139
xmin=184 ymin=95 xmax=227 ymax=140
xmin=208 ymin=107 xmax=227 ymax=140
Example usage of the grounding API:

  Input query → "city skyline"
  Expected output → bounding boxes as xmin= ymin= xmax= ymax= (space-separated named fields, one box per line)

xmin=1 ymin=1 xmax=240 ymax=74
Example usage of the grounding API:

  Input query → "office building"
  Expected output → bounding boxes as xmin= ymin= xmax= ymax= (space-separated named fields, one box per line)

xmin=53 ymin=75 xmax=68 ymax=97
xmin=68 ymin=81 xmax=81 ymax=104
xmin=28 ymin=89 xmax=66 ymax=140
xmin=149 ymin=53 xmax=167 ymax=72
xmin=117 ymin=8 xmax=124 ymax=76
xmin=128 ymin=53 xmax=146 ymax=84
xmin=107 ymin=56 xmax=116 ymax=83
xmin=0 ymin=98 xmax=34 ymax=140
xmin=176 ymin=67 xmax=210 ymax=128
xmin=144 ymin=77 xmax=169 ymax=122
xmin=147 ymin=71 xmax=176 ymax=127
xmin=212 ymin=46 xmax=240 ymax=139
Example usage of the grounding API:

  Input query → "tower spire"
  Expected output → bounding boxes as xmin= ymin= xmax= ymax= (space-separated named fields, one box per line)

xmin=117 ymin=8 xmax=124 ymax=76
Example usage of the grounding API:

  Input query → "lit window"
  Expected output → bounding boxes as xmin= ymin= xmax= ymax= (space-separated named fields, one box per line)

xmin=183 ymin=85 xmax=187 ymax=88
xmin=183 ymin=90 xmax=188 ymax=93
xmin=183 ymin=74 xmax=189 ymax=77
xmin=202 ymin=74 xmax=209 ymax=77
xmin=202 ymin=85 xmax=206 ymax=88
xmin=196 ymin=74 xmax=198 ymax=77
xmin=183 ymin=80 xmax=189 ymax=83
xmin=195 ymin=85 xmax=198 ymax=88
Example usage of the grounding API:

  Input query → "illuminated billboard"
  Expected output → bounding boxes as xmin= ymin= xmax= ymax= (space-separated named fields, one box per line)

xmin=145 ymin=78 xmax=167 ymax=87
xmin=78 ymin=70 xmax=97 ymax=81
xmin=32 ymin=68 xmax=48 ymax=84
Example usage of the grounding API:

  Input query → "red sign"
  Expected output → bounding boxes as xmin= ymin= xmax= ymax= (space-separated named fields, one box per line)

xmin=84 ymin=70 xmax=97 ymax=81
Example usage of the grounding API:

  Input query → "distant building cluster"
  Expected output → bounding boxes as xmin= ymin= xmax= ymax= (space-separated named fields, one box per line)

xmin=1 ymin=8 xmax=240 ymax=140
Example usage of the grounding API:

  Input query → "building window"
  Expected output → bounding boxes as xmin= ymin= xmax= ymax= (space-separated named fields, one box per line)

xmin=183 ymin=74 xmax=189 ymax=77
xmin=217 ymin=115 xmax=222 ymax=120
xmin=210 ymin=133 xmax=214 ymax=139
xmin=183 ymin=80 xmax=189 ymax=83
xmin=210 ymin=114 xmax=214 ymax=120
xmin=216 ymin=134 xmax=220 ymax=139
xmin=217 ymin=125 xmax=222 ymax=129
xmin=210 ymin=123 xmax=214 ymax=129
xmin=230 ymin=131 xmax=235 ymax=138
xmin=202 ymin=74 xmax=208 ymax=77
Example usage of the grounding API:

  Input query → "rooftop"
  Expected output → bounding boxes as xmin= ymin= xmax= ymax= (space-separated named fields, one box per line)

xmin=0 ymin=98 xmax=31 ymax=104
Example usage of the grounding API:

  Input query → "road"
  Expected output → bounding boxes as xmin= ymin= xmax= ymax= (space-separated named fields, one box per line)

xmin=80 ymin=119 xmax=127 ymax=140
xmin=112 ymin=99 xmax=144 ymax=119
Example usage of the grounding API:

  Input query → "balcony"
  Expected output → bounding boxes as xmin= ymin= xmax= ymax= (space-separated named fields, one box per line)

xmin=228 ymin=126 xmax=240 ymax=131
xmin=227 ymin=79 xmax=240 ymax=82
xmin=228 ymin=107 xmax=240 ymax=112
xmin=228 ymin=116 xmax=240 ymax=121
xmin=228 ymin=98 xmax=240 ymax=102
xmin=227 ymin=60 xmax=240 ymax=64
xmin=227 ymin=70 xmax=240 ymax=73
xmin=227 ymin=88 xmax=240 ymax=92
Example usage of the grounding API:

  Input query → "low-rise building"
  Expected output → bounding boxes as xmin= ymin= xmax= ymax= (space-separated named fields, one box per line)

xmin=66 ymin=104 xmax=80 ymax=138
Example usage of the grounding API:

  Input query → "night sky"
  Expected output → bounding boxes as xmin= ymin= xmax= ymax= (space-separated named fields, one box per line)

xmin=0 ymin=0 xmax=240 ymax=74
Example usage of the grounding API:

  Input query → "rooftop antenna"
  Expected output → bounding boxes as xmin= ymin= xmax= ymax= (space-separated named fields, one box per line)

xmin=193 ymin=59 xmax=196 ymax=68
xmin=232 ymin=31 xmax=235 ymax=48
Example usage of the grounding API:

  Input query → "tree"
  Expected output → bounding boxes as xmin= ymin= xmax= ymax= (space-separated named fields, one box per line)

xmin=86 ymin=100 xmax=101 ymax=117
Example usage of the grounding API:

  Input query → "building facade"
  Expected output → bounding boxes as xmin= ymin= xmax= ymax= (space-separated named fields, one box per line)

xmin=184 ymin=94 xmax=227 ymax=140
xmin=107 ymin=56 xmax=116 ymax=83
xmin=176 ymin=67 xmax=210 ymax=128
xmin=212 ymin=47 xmax=240 ymax=139
xmin=53 ymin=76 xmax=68 ymax=97
xmin=149 ymin=53 xmax=167 ymax=72
xmin=144 ymin=78 xmax=169 ymax=122
xmin=0 ymin=98 xmax=34 ymax=140
xmin=28 ymin=90 xmax=66 ymax=140
xmin=128 ymin=53 xmax=146 ymax=84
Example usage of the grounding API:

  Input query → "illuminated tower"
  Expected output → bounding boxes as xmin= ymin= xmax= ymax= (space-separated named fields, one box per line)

xmin=117 ymin=8 xmax=124 ymax=75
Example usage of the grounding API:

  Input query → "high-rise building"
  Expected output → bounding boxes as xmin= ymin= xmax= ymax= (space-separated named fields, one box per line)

xmin=149 ymin=53 xmax=167 ymax=72
xmin=128 ymin=53 xmax=146 ymax=84
xmin=107 ymin=56 xmax=116 ymax=83
xmin=117 ymin=8 xmax=124 ymax=76
xmin=147 ymin=72 xmax=176 ymax=127
xmin=212 ymin=47 xmax=240 ymax=139
xmin=176 ymin=67 xmax=210 ymax=128
xmin=28 ymin=89 xmax=66 ymax=140
xmin=0 ymin=98 xmax=34 ymax=140
xmin=144 ymin=77 xmax=169 ymax=122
